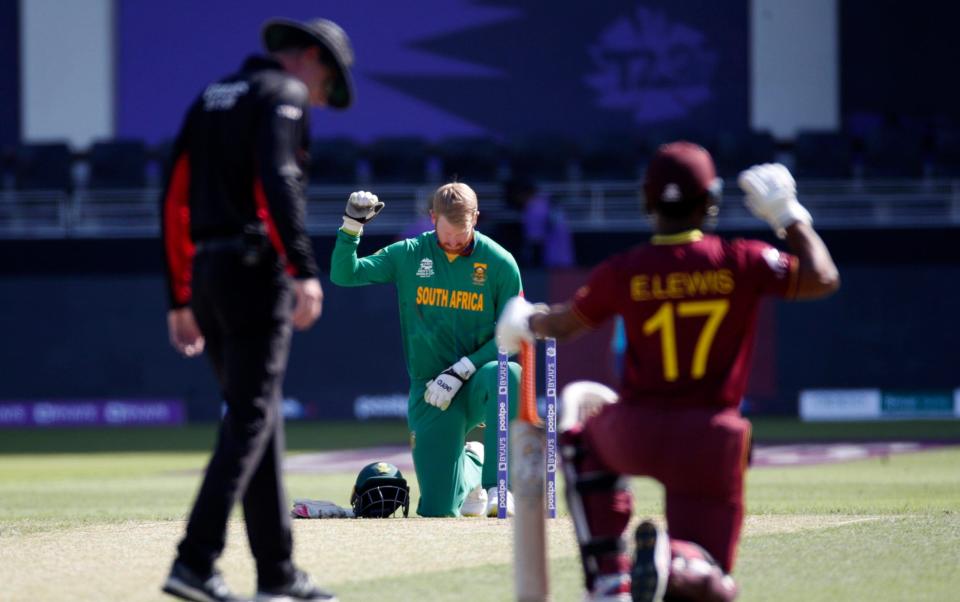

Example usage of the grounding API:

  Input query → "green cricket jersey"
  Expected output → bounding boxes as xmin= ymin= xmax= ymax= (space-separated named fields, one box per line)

xmin=330 ymin=228 xmax=522 ymax=380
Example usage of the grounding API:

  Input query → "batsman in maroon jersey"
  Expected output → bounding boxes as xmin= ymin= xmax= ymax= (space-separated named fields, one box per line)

xmin=496 ymin=142 xmax=839 ymax=602
xmin=575 ymin=229 xmax=797 ymax=410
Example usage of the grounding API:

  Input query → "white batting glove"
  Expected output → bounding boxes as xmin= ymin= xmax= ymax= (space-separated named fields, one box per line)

xmin=342 ymin=190 xmax=385 ymax=235
xmin=738 ymin=163 xmax=812 ymax=238
xmin=496 ymin=296 xmax=541 ymax=354
xmin=424 ymin=357 xmax=476 ymax=411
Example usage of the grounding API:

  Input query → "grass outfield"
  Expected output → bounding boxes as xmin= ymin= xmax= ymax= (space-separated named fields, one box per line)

xmin=1 ymin=420 xmax=958 ymax=601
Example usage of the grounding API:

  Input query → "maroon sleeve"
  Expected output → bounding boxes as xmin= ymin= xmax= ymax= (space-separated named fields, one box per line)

xmin=735 ymin=239 xmax=799 ymax=299
xmin=570 ymin=258 xmax=621 ymax=328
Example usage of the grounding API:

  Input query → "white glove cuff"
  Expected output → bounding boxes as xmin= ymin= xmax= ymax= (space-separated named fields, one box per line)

xmin=453 ymin=356 xmax=477 ymax=380
xmin=341 ymin=216 xmax=364 ymax=236
xmin=773 ymin=200 xmax=812 ymax=237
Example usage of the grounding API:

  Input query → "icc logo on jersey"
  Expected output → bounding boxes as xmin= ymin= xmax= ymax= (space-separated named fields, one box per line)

xmin=472 ymin=263 xmax=487 ymax=286
xmin=416 ymin=258 xmax=435 ymax=278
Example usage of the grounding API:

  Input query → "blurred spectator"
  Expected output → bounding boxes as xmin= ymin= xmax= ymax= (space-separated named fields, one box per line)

xmin=503 ymin=178 xmax=574 ymax=268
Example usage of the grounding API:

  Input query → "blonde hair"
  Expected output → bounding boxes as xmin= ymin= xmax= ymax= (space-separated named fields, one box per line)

xmin=431 ymin=182 xmax=478 ymax=226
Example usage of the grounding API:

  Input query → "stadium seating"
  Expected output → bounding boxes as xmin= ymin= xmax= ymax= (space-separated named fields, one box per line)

xmin=506 ymin=133 xmax=579 ymax=182
xmin=713 ymin=131 xmax=778 ymax=177
xmin=793 ymin=131 xmax=855 ymax=178
xmin=14 ymin=142 xmax=73 ymax=191
xmin=88 ymin=139 xmax=148 ymax=189
xmin=931 ymin=127 xmax=960 ymax=177
xmin=435 ymin=136 xmax=504 ymax=183
xmin=309 ymin=137 xmax=361 ymax=184
xmin=366 ymin=136 xmax=430 ymax=183
xmin=152 ymin=139 xmax=176 ymax=165
xmin=579 ymin=134 xmax=647 ymax=181
xmin=861 ymin=127 xmax=928 ymax=178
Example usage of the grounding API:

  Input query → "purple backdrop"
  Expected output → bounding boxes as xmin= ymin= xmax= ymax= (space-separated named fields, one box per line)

xmin=117 ymin=0 xmax=748 ymax=144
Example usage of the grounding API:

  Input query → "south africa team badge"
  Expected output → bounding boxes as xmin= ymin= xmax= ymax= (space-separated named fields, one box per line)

xmin=472 ymin=262 xmax=487 ymax=285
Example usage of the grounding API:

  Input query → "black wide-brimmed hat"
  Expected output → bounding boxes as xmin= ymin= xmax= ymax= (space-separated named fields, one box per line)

xmin=261 ymin=17 xmax=355 ymax=109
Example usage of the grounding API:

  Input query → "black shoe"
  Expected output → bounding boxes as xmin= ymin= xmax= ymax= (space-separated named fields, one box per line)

xmin=631 ymin=520 xmax=670 ymax=602
xmin=162 ymin=560 xmax=248 ymax=602
xmin=255 ymin=570 xmax=338 ymax=601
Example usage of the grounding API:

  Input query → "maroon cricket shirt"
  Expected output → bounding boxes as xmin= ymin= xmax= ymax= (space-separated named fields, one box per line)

xmin=572 ymin=229 xmax=798 ymax=410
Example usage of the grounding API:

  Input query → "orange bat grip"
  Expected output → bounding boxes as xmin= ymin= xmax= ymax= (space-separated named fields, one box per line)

xmin=518 ymin=340 xmax=542 ymax=426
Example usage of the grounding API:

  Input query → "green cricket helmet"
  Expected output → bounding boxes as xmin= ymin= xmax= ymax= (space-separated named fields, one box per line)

xmin=350 ymin=461 xmax=410 ymax=518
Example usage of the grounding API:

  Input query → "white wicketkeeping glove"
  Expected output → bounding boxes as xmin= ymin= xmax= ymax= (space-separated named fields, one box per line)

xmin=424 ymin=357 xmax=477 ymax=411
xmin=738 ymin=163 xmax=812 ymax=238
xmin=342 ymin=190 xmax=385 ymax=234
xmin=495 ymin=296 xmax=547 ymax=354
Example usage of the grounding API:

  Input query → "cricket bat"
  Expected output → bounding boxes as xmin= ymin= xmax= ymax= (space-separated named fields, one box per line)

xmin=512 ymin=340 xmax=550 ymax=601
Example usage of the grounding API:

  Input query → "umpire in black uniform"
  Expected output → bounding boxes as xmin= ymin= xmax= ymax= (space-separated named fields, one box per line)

xmin=160 ymin=17 xmax=355 ymax=602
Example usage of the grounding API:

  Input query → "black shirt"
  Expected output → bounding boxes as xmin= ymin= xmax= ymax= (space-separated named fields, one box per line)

xmin=162 ymin=55 xmax=319 ymax=308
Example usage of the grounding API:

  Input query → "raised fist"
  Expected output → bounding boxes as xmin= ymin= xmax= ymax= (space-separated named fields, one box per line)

xmin=342 ymin=190 xmax=385 ymax=233
xmin=738 ymin=163 xmax=811 ymax=236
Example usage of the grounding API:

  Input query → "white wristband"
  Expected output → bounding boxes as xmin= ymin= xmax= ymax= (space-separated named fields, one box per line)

xmin=453 ymin=356 xmax=477 ymax=380
xmin=773 ymin=201 xmax=813 ymax=237
xmin=341 ymin=216 xmax=364 ymax=236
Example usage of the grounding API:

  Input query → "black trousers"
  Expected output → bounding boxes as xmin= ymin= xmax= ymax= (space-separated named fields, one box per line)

xmin=177 ymin=246 xmax=295 ymax=589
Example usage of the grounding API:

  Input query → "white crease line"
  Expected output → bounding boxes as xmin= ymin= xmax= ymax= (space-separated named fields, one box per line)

xmin=828 ymin=517 xmax=887 ymax=527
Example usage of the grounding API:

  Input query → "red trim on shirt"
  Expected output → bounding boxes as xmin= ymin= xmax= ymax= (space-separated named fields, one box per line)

xmin=163 ymin=154 xmax=195 ymax=306
xmin=253 ymin=178 xmax=296 ymax=276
